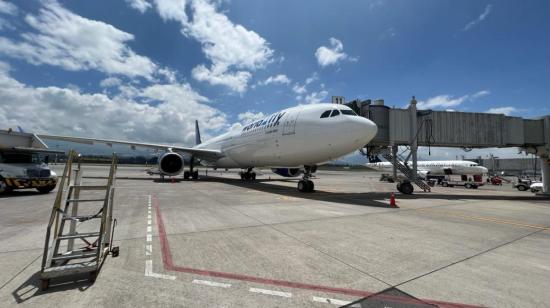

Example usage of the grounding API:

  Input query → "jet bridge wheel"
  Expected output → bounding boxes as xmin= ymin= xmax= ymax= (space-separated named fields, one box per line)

xmin=397 ymin=182 xmax=413 ymax=195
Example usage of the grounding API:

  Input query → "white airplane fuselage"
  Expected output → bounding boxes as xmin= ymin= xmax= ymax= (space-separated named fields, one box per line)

xmin=366 ymin=160 xmax=488 ymax=176
xmin=196 ymin=103 xmax=377 ymax=168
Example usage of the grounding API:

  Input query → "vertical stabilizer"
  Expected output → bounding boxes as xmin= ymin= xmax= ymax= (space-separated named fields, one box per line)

xmin=195 ymin=120 xmax=202 ymax=145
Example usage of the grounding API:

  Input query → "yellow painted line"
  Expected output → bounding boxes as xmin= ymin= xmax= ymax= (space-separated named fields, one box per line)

xmin=417 ymin=209 xmax=550 ymax=231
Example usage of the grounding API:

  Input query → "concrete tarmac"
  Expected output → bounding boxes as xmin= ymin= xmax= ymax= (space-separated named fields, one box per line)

xmin=0 ymin=165 xmax=549 ymax=307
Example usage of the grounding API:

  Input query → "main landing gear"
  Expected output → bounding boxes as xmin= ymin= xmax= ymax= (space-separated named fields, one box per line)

xmin=297 ymin=165 xmax=316 ymax=193
xmin=183 ymin=157 xmax=199 ymax=180
xmin=239 ymin=167 xmax=256 ymax=181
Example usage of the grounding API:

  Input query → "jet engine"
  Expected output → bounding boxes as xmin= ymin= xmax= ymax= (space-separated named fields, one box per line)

xmin=271 ymin=168 xmax=302 ymax=177
xmin=158 ymin=152 xmax=184 ymax=176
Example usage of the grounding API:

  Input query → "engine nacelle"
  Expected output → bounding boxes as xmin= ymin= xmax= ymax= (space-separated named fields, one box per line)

xmin=158 ymin=152 xmax=184 ymax=176
xmin=271 ymin=168 xmax=302 ymax=177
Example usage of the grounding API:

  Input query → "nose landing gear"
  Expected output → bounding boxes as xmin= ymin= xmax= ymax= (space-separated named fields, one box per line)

xmin=297 ymin=165 xmax=316 ymax=192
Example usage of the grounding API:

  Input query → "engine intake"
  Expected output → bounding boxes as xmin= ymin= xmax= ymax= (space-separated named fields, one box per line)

xmin=159 ymin=152 xmax=184 ymax=175
xmin=271 ymin=168 xmax=301 ymax=177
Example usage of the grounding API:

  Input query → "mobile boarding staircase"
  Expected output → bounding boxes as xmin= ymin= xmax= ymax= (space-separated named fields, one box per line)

xmin=40 ymin=151 xmax=119 ymax=290
xmin=382 ymin=152 xmax=431 ymax=193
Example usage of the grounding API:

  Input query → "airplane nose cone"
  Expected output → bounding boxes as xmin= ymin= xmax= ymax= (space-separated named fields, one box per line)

xmin=351 ymin=117 xmax=378 ymax=145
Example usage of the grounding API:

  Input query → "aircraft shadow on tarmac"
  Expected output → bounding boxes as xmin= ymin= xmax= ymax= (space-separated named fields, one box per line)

xmin=11 ymin=271 xmax=93 ymax=303
xmin=0 ymin=191 xmax=54 ymax=199
xmin=199 ymin=176 xmax=550 ymax=207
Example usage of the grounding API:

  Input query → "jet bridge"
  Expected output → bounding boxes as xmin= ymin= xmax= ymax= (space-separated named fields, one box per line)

xmin=342 ymin=97 xmax=550 ymax=195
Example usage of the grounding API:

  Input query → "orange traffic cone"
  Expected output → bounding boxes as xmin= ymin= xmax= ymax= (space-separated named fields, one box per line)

xmin=389 ymin=192 xmax=397 ymax=208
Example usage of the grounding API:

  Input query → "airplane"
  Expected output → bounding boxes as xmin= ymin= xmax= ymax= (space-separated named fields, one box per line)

xmin=38 ymin=103 xmax=378 ymax=192
xmin=366 ymin=160 xmax=489 ymax=178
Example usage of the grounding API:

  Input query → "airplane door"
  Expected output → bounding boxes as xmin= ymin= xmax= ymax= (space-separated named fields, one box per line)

xmin=282 ymin=109 xmax=301 ymax=135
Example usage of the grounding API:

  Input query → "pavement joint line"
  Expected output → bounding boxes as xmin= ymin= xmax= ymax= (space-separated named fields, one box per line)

xmin=417 ymin=208 xmax=550 ymax=231
xmin=312 ymin=296 xmax=352 ymax=306
xmin=392 ymin=227 xmax=545 ymax=290
xmin=144 ymin=194 xmax=176 ymax=281
xmin=192 ymin=279 xmax=231 ymax=288
xmin=0 ymin=253 xmax=42 ymax=291
xmin=249 ymin=287 xmax=292 ymax=298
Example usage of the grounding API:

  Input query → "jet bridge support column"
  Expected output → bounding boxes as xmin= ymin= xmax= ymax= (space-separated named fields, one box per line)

xmin=391 ymin=145 xmax=398 ymax=179
xmin=541 ymin=157 xmax=550 ymax=195
xmin=409 ymin=97 xmax=418 ymax=179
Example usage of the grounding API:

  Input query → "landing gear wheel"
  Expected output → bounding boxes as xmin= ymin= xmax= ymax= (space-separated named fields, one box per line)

xmin=396 ymin=183 xmax=402 ymax=193
xmin=400 ymin=182 xmax=414 ymax=195
xmin=298 ymin=180 xmax=307 ymax=192
xmin=192 ymin=171 xmax=199 ymax=180
xmin=250 ymin=172 xmax=256 ymax=180
xmin=306 ymin=180 xmax=314 ymax=192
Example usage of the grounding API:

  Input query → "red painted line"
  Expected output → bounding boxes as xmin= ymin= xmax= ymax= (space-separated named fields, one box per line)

xmin=152 ymin=194 xmax=484 ymax=308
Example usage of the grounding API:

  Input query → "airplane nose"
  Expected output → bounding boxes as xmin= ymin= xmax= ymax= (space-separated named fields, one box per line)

xmin=351 ymin=117 xmax=378 ymax=144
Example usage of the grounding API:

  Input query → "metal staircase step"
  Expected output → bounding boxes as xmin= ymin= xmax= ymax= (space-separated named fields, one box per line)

xmin=62 ymin=214 xmax=102 ymax=221
xmin=52 ymin=249 xmax=98 ymax=261
xmin=70 ymin=185 xmax=108 ymax=191
xmin=58 ymin=232 xmax=101 ymax=240
xmin=67 ymin=198 xmax=106 ymax=203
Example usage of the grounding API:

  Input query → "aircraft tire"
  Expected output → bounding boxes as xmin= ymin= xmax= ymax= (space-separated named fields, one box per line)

xmin=306 ymin=180 xmax=314 ymax=192
xmin=298 ymin=180 xmax=307 ymax=192
xmin=192 ymin=171 xmax=199 ymax=180
xmin=251 ymin=173 xmax=256 ymax=180
xmin=183 ymin=171 xmax=190 ymax=180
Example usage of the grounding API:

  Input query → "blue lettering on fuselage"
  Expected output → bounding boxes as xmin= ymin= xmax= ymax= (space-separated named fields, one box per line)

xmin=242 ymin=112 xmax=286 ymax=132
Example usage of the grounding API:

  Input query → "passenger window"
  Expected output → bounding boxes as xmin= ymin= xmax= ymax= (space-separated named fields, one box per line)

xmin=330 ymin=110 xmax=340 ymax=117
xmin=320 ymin=110 xmax=331 ymax=118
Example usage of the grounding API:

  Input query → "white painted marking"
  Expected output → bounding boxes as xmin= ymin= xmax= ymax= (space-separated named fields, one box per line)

xmin=147 ymin=219 xmax=152 ymax=225
xmin=192 ymin=279 xmax=231 ymax=288
xmin=144 ymin=260 xmax=176 ymax=280
xmin=312 ymin=296 xmax=351 ymax=306
xmin=249 ymin=287 xmax=292 ymax=298
xmin=147 ymin=226 xmax=152 ymax=233
xmin=145 ymin=244 xmax=152 ymax=256
xmin=148 ymin=213 xmax=152 ymax=219
xmin=146 ymin=234 xmax=152 ymax=242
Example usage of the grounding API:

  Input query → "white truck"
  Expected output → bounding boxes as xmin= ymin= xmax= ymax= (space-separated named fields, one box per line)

xmin=0 ymin=150 xmax=58 ymax=193
xmin=441 ymin=174 xmax=486 ymax=189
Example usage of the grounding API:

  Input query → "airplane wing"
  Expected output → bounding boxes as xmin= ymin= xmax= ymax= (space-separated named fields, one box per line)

xmin=37 ymin=134 xmax=224 ymax=160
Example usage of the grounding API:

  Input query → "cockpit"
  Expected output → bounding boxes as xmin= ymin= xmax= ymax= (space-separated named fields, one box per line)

xmin=320 ymin=109 xmax=358 ymax=118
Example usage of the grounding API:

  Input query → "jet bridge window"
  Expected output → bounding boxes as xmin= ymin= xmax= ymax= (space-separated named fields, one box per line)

xmin=340 ymin=109 xmax=357 ymax=116
xmin=330 ymin=110 xmax=340 ymax=117
xmin=320 ymin=110 xmax=331 ymax=118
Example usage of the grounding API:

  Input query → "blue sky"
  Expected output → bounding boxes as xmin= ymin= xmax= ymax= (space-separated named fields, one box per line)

xmin=0 ymin=0 xmax=549 ymax=159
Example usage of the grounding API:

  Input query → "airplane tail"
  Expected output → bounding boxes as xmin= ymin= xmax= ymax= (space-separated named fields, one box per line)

xmin=195 ymin=120 xmax=202 ymax=145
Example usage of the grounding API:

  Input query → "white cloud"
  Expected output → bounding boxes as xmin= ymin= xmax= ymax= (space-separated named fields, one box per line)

xmin=238 ymin=111 xmax=266 ymax=124
xmin=125 ymin=0 xmax=152 ymax=13
xmin=416 ymin=90 xmax=490 ymax=110
xmin=292 ymin=84 xmax=306 ymax=95
xmin=100 ymin=77 xmax=122 ymax=88
xmin=153 ymin=0 xmax=273 ymax=93
xmin=304 ymin=90 xmax=328 ymax=104
xmin=486 ymin=106 xmax=517 ymax=116
xmin=0 ymin=1 xmax=158 ymax=79
xmin=305 ymin=72 xmax=318 ymax=85
xmin=417 ymin=94 xmax=469 ymax=109
xmin=0 ymin=0 xmax=17 ymax=15
xmin=471 ymin=90 xmax=490 ymax=99
xmin=315 ymin=37 xmax=355 ymax=67
xmin=258 ymin=74 xmax=290 ymax=86
xmin=462 ymin=4 xmax=492 ymax=31
xmin=0 ymin=61 xmax=227 ymax=145
xmin=192 ymin=64 xmax=251 ymax=94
